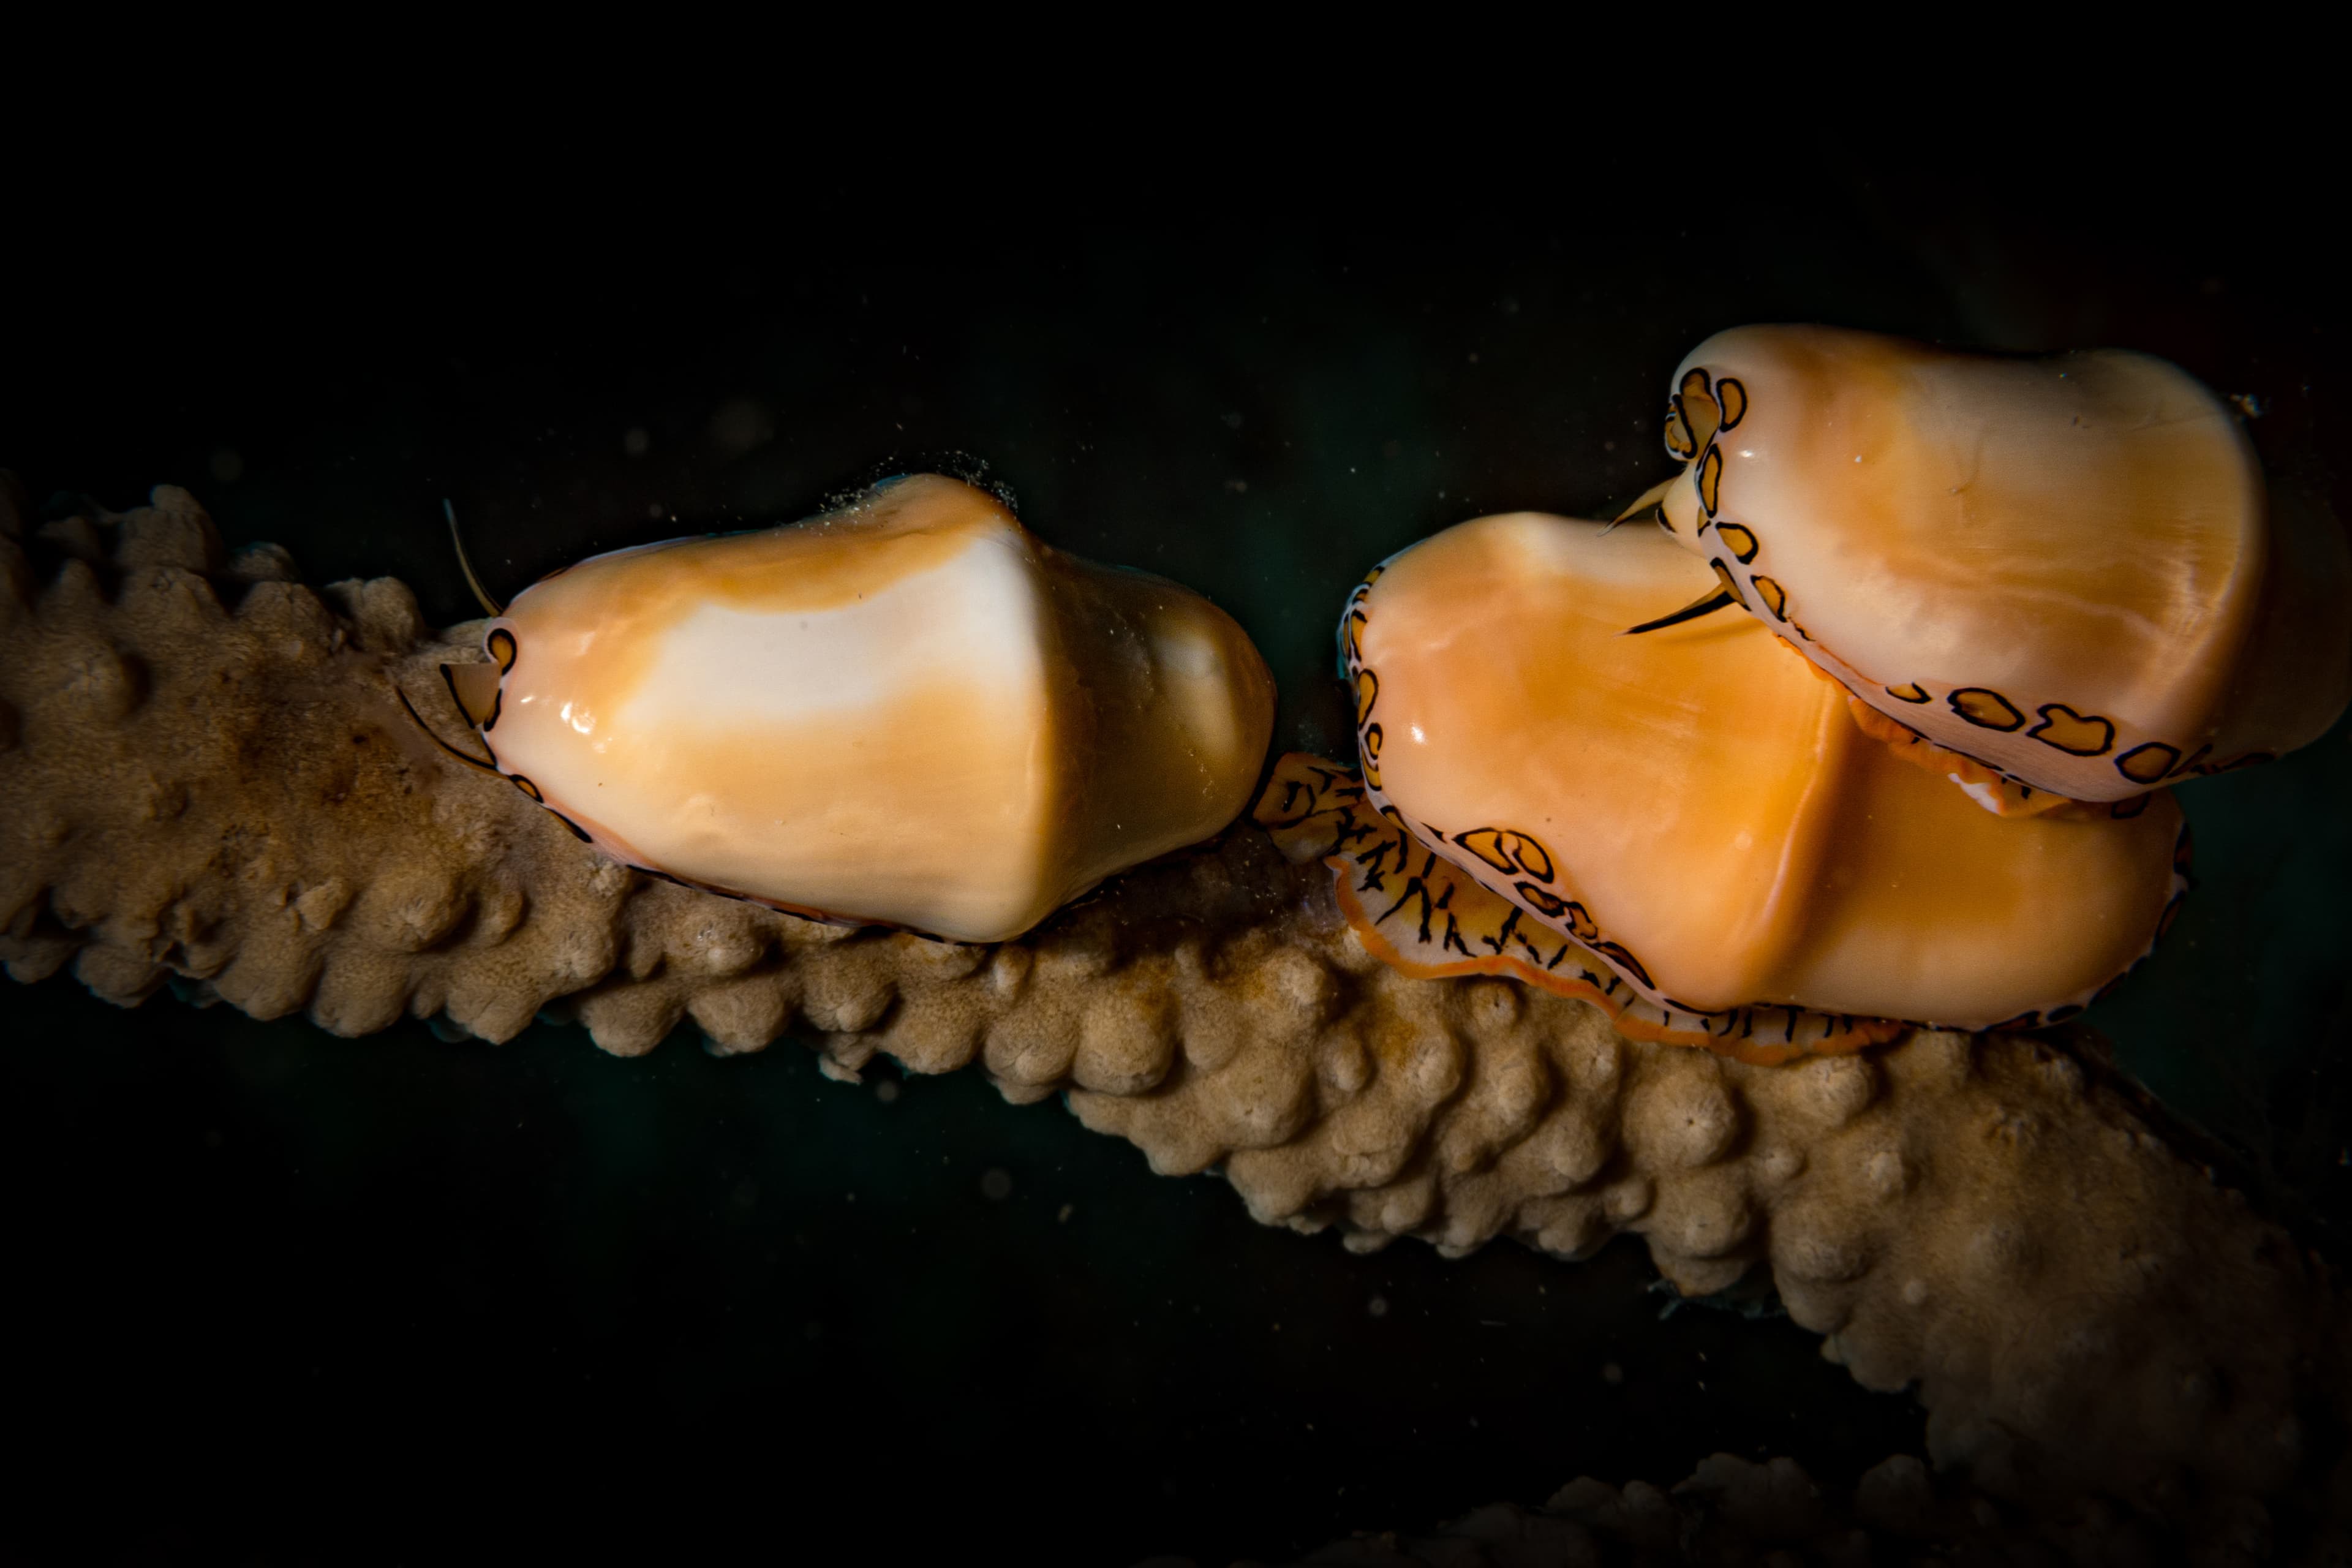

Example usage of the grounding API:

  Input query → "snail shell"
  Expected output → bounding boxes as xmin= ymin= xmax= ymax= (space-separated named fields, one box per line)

xmin=1331 ymin=510 xmax=2184 ymax=1034
xmin=440 ymin=474 xmax=1275 ymax=943
xmin=1645 ymin=325 xmax=2350 ymax=807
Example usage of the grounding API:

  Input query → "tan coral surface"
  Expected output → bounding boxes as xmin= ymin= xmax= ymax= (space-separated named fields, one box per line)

xmin=1237 ymin=1451 xmax=2264 ymax=1566
xmin=2 ymin=484 xmax=2346 ymax=1544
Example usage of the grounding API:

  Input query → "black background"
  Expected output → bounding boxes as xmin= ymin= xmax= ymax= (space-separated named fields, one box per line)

xmin=6 ymin=132 xmax=2348 ymax=1564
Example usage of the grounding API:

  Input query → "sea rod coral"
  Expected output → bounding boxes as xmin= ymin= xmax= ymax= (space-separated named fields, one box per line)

xmin=1238 ymin=1451 xmax=2236 ymax=1566
xmin=1 ymin=483 xmax=2346 ymax=1542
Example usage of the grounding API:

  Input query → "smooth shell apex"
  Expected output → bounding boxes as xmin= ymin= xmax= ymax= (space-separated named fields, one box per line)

xmin=1651 ymin=325 xmax=2351 ymax=804
xmin=1342 ymin=512 xmax=2186 ymax=1031
xmin=448 ymin=475 xmax=1276 ymax=943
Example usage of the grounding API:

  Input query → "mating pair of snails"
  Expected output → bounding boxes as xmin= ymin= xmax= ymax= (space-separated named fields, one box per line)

xmin=422 ymin=326 xmax=2351 ymax=1064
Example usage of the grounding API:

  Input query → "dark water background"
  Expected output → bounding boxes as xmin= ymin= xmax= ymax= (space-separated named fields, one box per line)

xmin=6 ymin=155 xmax=2348 ymax=1562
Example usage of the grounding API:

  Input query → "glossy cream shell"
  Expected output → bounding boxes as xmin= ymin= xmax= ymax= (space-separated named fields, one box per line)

xmin=1657 ymin=325 xmax=2348 ymax=799
xmin=478 ymin=475 xmax=1275 ymax=942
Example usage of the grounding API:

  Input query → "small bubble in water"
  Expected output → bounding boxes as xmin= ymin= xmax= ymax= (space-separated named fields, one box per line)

xmin=623 ymin=426 xmax=650 ymax=456
xmin=210 ymin=448 xmax=244 ymax=483
xmin=709 ymin=398 xmax=773 ymax=456
xmin=874 ymin=1079 xmax=900 ymax=1104
xmin=981 ymin=1167 xmax=1013 ymax=1200
xmin=1367 ymin=1295 xmax=1389 ymax=1318
xmin=1602 ymin=1361 xmax=1624 ymax=1385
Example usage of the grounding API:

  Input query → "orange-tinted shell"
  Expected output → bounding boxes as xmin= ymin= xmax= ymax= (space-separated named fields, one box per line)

xmin=1337 ymin=511 xmax=2186 ymax=1031
xmin=442 ymin=476 xmax=1276 ymax=943
xmin=1649 ymin=325 xmax=2350 ymax=804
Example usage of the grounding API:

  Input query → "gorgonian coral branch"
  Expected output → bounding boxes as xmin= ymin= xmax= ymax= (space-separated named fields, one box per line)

xmin=2 ymin=483 xmax=2345 ymax=1547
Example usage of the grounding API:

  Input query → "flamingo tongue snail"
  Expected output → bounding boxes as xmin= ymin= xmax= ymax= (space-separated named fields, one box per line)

xmin=422 ymin=474 xmax=1278 ymax=944
xmin=1254 ymin=510 xmax=2190 ymax=1064
xmin=1624 ymin=325 xmax=2352 ymax=815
